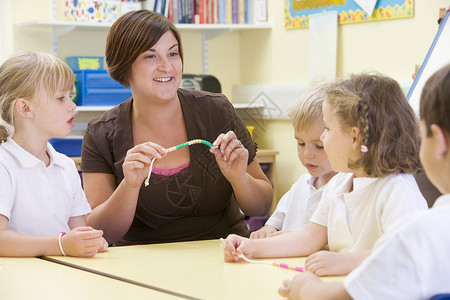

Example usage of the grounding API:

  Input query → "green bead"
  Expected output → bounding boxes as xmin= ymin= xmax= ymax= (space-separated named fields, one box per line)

xmin=201 ymin=140 xmax=213 ymax=148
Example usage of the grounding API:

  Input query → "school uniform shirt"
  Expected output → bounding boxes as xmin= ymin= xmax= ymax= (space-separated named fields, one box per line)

xmin=265 ymin=174 xmax=327 ymax=231
xmin=310 ymin=172 xmax=428 ymax=252
xmin=344 ymin=194 xmax=450 ymax=299
xmin=0 ymin=137 xmax=91 ymax=236
xmin=81 ymin=89 xmax=253 ymax=245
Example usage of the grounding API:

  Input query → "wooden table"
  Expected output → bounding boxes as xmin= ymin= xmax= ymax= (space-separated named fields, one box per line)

xmin=0 ymin=257 xmax=180 ymax=299
xmin=39 ymin=239 xmax=344 ymax=300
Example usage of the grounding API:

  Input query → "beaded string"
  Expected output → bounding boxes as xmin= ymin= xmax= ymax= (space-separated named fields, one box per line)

xmin=144 ymin=139 xmax=216 ymax=187
xmin=220 ymin=238 xmax=304 ymax=272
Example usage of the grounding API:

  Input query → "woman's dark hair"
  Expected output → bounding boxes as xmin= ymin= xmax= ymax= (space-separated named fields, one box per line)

xmin=105 ymin=10 xmax=183 ymax=87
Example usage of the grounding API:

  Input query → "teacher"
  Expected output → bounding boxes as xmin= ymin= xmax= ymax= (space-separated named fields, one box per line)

xmin=82 ymin=10 xmax=273 ymax=245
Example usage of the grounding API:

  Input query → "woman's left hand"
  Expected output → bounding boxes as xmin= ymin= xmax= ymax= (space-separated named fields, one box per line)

xmin=211 ymin=131 xmax=248 ymax=182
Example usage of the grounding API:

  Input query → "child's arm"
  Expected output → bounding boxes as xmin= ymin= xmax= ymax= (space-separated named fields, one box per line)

xmin=0 ymin=215 xmax=104 ymax=257
xmin=223 ymin=222 xmax=328 ymax=261
xmin=304 ymin=250 xmax=371 ymax=276
xmin=249 ymin=225 xmax=278 ymax=239
xmin=278 ymin=272 xmax=351 ymax=300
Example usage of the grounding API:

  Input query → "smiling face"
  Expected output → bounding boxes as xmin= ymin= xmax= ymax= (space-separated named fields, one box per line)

xmin=295 ymin=122 xmax=333 ymax=179
xmin=129 ymin=31 xmax=183 ymax=103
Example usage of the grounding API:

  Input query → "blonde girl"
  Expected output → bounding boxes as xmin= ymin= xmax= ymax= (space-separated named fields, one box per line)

xmin=0 ymin=51 xmax=107 ymax=257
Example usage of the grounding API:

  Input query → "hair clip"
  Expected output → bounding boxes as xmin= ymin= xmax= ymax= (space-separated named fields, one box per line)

xmin=361 ymin=145 xmax=368 ymax=153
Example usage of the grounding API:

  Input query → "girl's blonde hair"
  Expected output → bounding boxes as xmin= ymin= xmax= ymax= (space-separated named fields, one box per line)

xmin=325 ymin=72 xmax=421 ymax=177
xmin=288 ymin=82 xmax=326 ymax=131
xmin=0 ymin=51 xmax=74 ymax=142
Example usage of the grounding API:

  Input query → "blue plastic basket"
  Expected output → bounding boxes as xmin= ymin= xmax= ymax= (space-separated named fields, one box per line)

xmin=74 ymin=70 xmax=132 ymax=106
xmin=49 ymin=137 xmax=83 ymax=157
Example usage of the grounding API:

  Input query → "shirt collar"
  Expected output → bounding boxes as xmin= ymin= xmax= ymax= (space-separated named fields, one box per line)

xmin=306 ymin=176 xmax=328 ymax=191
xmin=3 ymin=137 xmax=66 ymax=169
xmin=352 ymin=175 xmax=380 ymax=191
xmin=432 ymin=194 xmax=450 ymax=209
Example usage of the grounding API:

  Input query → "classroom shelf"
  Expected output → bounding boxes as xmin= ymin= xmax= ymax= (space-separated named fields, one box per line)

xmin=74 ymin=103 xmax=264 ymax=112
xmin=15 ymin=19 xmax=271 ymax=74
xmin=15 ymin=19 xmax=272 ymax=31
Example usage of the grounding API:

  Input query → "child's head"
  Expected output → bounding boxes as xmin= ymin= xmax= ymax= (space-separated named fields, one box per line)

xmin=0 ymin=51 xmax=74 ymax=142
xmin=322 ymin=72 xmax=421 ymax=177
xmin=419 ymin=64 xmax=450 ymax=194
xmin=288 ymin=82 xmax=333 ymax=179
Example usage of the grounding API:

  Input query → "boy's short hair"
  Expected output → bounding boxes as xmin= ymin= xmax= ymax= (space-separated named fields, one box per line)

xmin=288 ymin=82 xmax=326 ymax=130
xmin=420 ymin=64 xmax=450 ymax=136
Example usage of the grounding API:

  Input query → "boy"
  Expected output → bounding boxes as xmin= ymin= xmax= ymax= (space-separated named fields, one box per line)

xmin=278 ymin=65 xmax=450 ymax=299
xmin=250 ymin=83 xmax=336 ymax=239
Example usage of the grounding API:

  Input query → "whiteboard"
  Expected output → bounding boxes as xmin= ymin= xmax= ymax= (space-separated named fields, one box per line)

xmin=407 ymin=9 xmax=450 ymax=115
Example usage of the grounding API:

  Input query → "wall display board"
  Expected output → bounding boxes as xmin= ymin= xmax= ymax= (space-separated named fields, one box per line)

xmin=284 ymin=0 xmax=414 ymax=29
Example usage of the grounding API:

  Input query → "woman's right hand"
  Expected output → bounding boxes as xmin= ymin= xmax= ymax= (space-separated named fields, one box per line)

xmin=122 ymin=142 xmax=167 ymax=188
xmin=61 ymin=226 xmax=106 ymax=258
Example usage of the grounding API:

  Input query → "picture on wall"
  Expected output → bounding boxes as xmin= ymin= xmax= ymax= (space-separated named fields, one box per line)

xmin=285 ymin=0 xmax=414 ymax=29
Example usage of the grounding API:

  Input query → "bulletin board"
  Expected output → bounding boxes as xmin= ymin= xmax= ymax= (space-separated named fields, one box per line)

xmin=285 ymin=0 xmax=414 ymax=29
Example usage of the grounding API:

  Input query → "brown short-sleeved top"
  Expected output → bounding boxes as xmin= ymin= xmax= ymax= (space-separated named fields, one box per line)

xmin=81 ymin=89 xmax=256 ymax=245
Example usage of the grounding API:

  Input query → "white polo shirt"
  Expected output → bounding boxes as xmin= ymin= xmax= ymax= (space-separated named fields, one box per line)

xmin=310 ymin=172 xmax=428 ymax=252
xmin=0 ymin=137 xmax=92 ymax=236
xmin=266 ymin=174 xmax=327 ymax=231
xmin=344 ymin=194 xmax=450 ymax=299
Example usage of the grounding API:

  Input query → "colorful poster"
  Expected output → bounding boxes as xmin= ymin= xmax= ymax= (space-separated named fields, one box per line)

xmin=285 ymin=0 xmax=414 ymax=29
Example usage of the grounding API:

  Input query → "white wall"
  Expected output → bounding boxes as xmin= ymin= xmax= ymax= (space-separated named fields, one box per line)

xmin=3 ymin=0 xmax=448 ymax=201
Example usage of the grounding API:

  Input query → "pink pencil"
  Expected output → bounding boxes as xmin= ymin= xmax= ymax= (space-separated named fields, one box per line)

xmin=238 ymin=253 xmax=304 ymax=272
xmin=220 ymin=238 xmax=304 ymax=272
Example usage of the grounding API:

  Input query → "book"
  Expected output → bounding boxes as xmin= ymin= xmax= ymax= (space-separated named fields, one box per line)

xmin=227 ymin=0 xmax=232 ymax=24
xmin=173 ymin=0 xmax=178 ymax=23
xmin=232 ymin=0 xmax=238 ymax=24
xmin=168 ymin=0 xmax=173 ymax=21
xmin=253 ymin=0 xmax=267 ymax=24
xmin=238 ymin=0 xmax=244 ymax=24
xmin=218 ymin=0 xmax=226 ymax=24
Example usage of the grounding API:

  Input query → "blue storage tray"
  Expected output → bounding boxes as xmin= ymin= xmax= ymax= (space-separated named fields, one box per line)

xmin=74 ymin=70 xmax=132 ymax=106
xmin=49 ymin=137 xmax=83 ymax=157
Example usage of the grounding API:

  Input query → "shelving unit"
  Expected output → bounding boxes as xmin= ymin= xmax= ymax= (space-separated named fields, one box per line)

xmin=15 ymin=17 xmax=270 ymax=120
xmin=15 ymin=19 xmax=271 ymax=74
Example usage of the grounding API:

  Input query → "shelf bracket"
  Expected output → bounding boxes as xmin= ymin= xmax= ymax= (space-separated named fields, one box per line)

xmin=51 ymin=26 xmax=76 ymax=56
xmin=202 ymin=29 xmax=232 ymax=75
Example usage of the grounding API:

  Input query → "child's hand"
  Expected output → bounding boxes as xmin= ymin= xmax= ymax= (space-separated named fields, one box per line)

xmin=304 ymin=250 xmax=356 ymax=276
xmin=222 ymin=234 xmax=253 ymax=262
xmin=61 ymin=226 xmax=106 ymax=258
xmin=98 ymin=237 xmax=109 ymax=253
xmin=250 ymin=225 xmax=277 ymax=239
xmin=279 ymin=272 xmax=322 ymax=300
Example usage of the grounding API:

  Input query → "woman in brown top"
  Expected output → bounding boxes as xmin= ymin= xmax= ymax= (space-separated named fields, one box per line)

xmin=82 ymin=10 xmax=273 ymax=245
